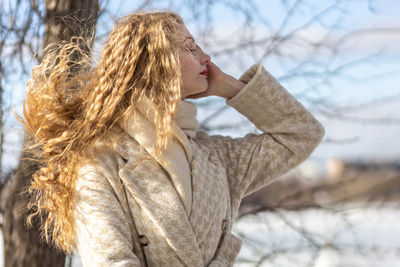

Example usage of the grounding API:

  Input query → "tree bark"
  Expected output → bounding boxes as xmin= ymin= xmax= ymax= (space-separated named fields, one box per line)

xmin=2 ymin=0 xmax=99 ymax=266
xmin=43 ymin=0 xmax=99 ymax=57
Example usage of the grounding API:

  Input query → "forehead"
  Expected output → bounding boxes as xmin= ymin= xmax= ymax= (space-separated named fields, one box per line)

xmin=176 ymin=24 xmax=195 ymax=42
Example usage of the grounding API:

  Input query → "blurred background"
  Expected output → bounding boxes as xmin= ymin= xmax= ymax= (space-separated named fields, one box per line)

xmin=0 ymin=0 xmax=399 ymax=266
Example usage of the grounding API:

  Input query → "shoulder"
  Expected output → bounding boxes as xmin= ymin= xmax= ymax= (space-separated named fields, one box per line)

xmin=194 ymin=129 xmax=235 ymax=147
xmin=81 ymin=141 xmax=119 ymax=170
xmin=75 ymin=142 xmax=120 ymax=189
xmin=194 ymin=129 xmax=210 ymax=141
xmin=76 ymin=131 xmax=127 ymax=178
xmin=193 ymin=129 xmax=217 ymax=149
xmin=192 ymin=129 xmax=237 ymax=161
xmin=81 ymin=128 xmax=149 ymax=171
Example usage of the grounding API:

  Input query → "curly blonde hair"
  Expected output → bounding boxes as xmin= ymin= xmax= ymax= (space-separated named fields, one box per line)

xmin=18 ymin=11 xmax=184 ymax=252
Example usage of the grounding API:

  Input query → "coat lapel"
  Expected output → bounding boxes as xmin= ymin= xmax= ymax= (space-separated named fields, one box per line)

xmin=113 ymin=134 xmax=204 ymax=266
xmin=119 ymin=97 xmax=193 ymax=217
xmin=114 ymin=95 xmax=205 ymax=266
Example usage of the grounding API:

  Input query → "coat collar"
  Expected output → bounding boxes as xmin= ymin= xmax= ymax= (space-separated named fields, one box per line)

xmin=118 ymin=97 xmax=198 ymax=217
xmin=112 ymin=128 xmax=204 ymax=266
xmin=115 ymin=97 xmax=203 ymax=265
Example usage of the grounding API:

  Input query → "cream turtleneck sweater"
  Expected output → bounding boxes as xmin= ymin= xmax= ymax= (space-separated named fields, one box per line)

xmin=175 ymin=100 xmax=199 ymax=139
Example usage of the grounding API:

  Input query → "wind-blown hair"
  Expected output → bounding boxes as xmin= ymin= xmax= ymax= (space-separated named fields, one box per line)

xmin=18 ymin=11 xmax=184 ymax=252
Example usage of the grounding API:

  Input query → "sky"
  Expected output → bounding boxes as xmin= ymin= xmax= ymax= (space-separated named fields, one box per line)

xmin=2 ymin=0 xmax=400 ymax=174
xmin=186 ymin=0 xmax=400 ymax=163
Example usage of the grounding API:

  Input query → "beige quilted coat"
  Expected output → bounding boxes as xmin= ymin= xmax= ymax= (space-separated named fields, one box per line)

xmin=73 ymin=64 xmax=325 ymax=266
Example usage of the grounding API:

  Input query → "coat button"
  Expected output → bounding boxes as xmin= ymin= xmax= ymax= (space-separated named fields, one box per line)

xmin=139 ymin=234 xmax=149 ymax=246
xmin=221 ymin=219 xmax=227 ymax=231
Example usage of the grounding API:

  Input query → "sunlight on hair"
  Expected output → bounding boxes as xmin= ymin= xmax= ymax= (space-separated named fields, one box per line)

xmin=17 ymin=11 xmax=184 ymax=252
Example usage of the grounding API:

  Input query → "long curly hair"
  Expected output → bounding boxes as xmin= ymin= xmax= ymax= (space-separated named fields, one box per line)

xmin=18 ymin=11 xmax=184 ymax=252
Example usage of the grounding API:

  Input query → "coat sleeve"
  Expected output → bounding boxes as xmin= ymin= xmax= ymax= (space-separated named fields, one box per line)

xmin=73 ymin=161 xmax=142 ymax=267
xmin=210 ymin=64 xmax=325 ymax=210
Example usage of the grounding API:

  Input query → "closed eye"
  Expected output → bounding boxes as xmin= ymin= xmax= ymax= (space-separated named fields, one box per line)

xmin=189 ymin=46 xmax=198 ymax=52
xmin=186 ymin=42 xmax=200 ymax=52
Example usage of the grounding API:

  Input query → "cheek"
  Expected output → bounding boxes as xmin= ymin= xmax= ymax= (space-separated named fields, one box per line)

xmin=179 ymin=56 xmax=189 ymax=79
xmin=180 ymin=67 xmax=190 ymax=87
xmin=180 ymin=59 xmax=197 ymax=83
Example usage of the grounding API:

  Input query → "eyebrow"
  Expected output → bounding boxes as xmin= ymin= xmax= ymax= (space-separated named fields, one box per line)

xmin=184 ymin=36 xmax=195 ymax=42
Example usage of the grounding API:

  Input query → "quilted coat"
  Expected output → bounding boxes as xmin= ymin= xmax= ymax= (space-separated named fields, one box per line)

xmin=73 ymin=64 xmax=325 ymax=266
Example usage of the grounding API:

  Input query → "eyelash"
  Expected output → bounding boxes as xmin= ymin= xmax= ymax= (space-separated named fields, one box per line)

xmin=188 ymin=45 xmax=198 ymax=52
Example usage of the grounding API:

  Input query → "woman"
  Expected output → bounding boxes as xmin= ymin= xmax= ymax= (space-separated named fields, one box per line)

xmin=20 ymin=11 xmax=324 ymax=266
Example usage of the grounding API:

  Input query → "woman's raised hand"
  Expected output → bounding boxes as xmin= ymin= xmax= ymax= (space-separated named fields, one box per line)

xmin=185 ymin=61 xmax=245 ymax=100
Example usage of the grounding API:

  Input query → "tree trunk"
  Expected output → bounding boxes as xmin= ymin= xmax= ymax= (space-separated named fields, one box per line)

xmin=2 ymin=0 xmax=99 ymax=266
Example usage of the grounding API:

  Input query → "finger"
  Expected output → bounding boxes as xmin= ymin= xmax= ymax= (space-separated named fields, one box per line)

xmin=185 ymin=91 xmax=208 ymax=99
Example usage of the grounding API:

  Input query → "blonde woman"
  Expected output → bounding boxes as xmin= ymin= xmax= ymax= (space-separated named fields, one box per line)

xmin=20 ymin=11 xmax=324 ymax=266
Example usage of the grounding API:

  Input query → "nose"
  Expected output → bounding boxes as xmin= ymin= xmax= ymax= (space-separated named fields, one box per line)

xmin=200 ymin=51 xmax=211 ymax=65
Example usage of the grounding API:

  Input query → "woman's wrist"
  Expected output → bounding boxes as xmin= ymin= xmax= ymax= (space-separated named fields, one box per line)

xmin=218 ymin=74 xmax=246 ymax=100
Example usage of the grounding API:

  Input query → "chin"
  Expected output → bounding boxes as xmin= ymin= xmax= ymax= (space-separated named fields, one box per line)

xmin=183 ymin=82 xmax=208 ymax=98
xmin=192 ymin=85 xmax=207 ymax=94
xmin=199 ymin=80 xmax=208 ymax=92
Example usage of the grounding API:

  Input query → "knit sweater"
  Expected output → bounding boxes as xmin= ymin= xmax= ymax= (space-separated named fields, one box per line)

xmin=73 ymin=64 xmax=325 ymax=266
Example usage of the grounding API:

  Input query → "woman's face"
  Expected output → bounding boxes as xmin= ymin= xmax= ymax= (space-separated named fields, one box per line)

xmin=177 ymin=25 xmax=211 ymax=99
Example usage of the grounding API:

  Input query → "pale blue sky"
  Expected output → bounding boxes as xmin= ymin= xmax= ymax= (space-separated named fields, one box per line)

xmin=2 ymin=0 xmax=400 ymax=173
xmin=182 ymin=0 xmax=400 ymax=161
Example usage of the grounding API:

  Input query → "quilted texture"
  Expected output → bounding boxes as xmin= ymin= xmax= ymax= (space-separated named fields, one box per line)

xmin=73 ymin=64 xmax=325 ymax=266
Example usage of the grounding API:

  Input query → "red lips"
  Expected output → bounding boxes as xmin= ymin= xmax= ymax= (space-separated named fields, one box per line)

xmin=200 ymin=69 xmax=208 ymax=77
